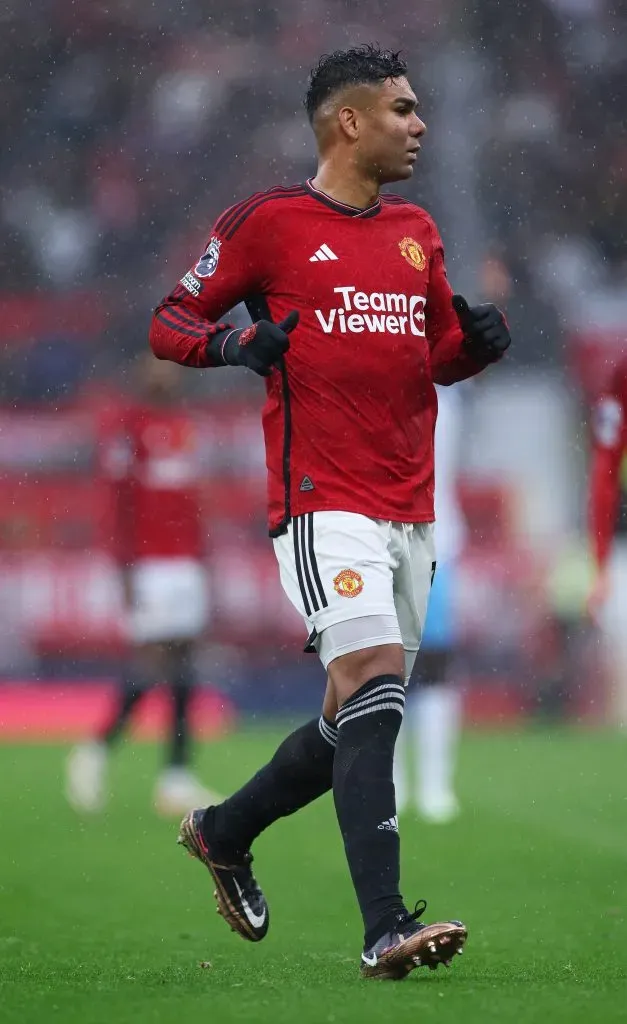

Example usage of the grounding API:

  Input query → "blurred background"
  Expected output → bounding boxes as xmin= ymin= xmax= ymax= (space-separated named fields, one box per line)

xmin=1 ymin=0 xmax=626 ymax=741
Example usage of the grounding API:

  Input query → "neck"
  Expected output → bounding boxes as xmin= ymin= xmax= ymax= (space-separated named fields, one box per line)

xmin=311 ymin=158 xmax=379 ymax=210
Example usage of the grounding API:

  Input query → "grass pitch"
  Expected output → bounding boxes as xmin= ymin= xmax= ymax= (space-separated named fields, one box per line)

xmin=1 ymin=727 xmax=626 ymax=1023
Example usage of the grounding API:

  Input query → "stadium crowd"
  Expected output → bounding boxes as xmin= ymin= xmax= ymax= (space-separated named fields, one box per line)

xmin=1 ymin=0 xmax=624 ymax=399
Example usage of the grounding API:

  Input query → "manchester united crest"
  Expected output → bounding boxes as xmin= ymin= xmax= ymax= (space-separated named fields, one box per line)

xmin=399 ymin=236 xmax=426 ymax=272
xmin=333 ymin=568 xmax=364 ymax=598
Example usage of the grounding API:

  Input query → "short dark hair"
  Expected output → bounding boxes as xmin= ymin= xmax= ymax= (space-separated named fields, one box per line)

xmin=304 ymin=44 xmax=408 ymax=123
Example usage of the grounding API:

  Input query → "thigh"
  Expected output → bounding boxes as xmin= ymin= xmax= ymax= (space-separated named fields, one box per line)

xmin=394 ymin=523 xmax=436 ymax=676
xmin=273 ymin=511 xmax=400 ymax=657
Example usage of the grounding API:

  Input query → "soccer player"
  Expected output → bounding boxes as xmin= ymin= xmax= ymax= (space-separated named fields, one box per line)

xmin=150 ymin=46 xmax=511 ymax=979
xmin=587 ymin=353 xmax=627 ymax=720
xmin=65 ymin=355 xmax=222 ymax=817
xmin=588 ymin=356 xmax=627 ymax=612
xmin=394 ymin=385 xmax=466 ymax=823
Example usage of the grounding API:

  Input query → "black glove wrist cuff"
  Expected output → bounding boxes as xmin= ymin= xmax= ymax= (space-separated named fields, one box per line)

xmin=207 ymin=328 xmax=241 ymax=367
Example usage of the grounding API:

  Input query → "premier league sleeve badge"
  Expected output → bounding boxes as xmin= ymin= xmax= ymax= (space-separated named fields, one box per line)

xmin=195 ymin=236 xmax=222 ymax=278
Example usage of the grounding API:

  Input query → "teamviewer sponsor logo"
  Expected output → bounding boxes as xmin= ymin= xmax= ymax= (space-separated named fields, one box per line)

xmin=314 ymin=286 xmax=426 ymax=336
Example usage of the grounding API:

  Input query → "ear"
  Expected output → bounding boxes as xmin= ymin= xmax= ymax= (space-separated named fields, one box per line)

xmin=338 ymin=105 xmax=360 ymax=141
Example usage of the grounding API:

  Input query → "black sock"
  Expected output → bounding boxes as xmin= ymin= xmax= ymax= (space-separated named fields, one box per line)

xmin=167 ymin=646 xmax=196 ymax=768
xmin=99 ymin=680 xmax=147 ymax=746
xmin=169 ymin=683 xmax=192 ymax=767
xmin=333 ymin=675 xmax=406 ymax=944
xmin=203 ymin=715 xmax=336 ymax=855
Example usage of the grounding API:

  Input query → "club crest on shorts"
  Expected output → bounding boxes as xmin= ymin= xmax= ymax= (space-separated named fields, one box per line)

xmin=399 ymin=236 xmax=426 ymax=272
xmin=333 ymin=568 xmax=364 ymax=598
xmin=195 ymin=236 xmax=221 ymax=278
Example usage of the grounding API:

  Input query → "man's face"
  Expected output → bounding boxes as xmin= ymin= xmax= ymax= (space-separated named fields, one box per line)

xmin=352 ymin=77 xmax=426 ymax=183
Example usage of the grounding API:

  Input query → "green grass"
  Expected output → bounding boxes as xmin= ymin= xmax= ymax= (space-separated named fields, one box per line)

xmin=1 ymin=727 xmax=626 ymax=1023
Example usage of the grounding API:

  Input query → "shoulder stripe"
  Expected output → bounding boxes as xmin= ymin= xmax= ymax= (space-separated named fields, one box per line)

xmin=223 ymin=185 xmax=306 ymax=240
xmin=215 ymin=184 xmax=302 ymax=235
xmin=214 ymin=195 xmax=264 ymax=236
xmin=216 ymin=185 xmax=305 ymax=239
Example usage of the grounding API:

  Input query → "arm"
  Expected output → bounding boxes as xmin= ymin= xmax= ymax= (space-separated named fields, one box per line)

xmin=149 ymin=201 xmax=297 ymax=374
xmin=426 ymin=243 xmax=486 ymax=385
xmin=426 ymin=219 xmax=510 ymax=385
xmin=149 ymin=201 xmax=265 ymax=368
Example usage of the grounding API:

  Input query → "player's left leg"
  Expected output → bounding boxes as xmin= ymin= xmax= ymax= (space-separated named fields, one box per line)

xmin=154 ymin=639 xmax=224 ymax=816
xmin=178 ymin=686 xmax=337 ymax=941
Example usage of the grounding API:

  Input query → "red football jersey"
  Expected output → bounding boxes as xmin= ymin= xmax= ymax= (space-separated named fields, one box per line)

xmin=102 ymin=404 xmax=205 ymax=562
xmin=150 ymin=180 xmax=493 ymax=534
xmin=588 ymin=356 xmax=627 ymax=568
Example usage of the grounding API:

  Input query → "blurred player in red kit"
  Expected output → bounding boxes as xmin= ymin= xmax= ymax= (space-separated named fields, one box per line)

xmin=587 ymin=353 xmax=627 ymax=722
xmin=149 ymin=45 xmax=511 ymax=978
xmin=65 ymin=355 xmax=222 ymax=817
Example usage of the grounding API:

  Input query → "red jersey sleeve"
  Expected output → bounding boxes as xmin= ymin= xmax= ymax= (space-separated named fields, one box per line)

xmin=588 ymin=363 xmax=627 ymax=569
xmin=149 ymin=196 xmax=268 ymax=368
xmin=425 ymin=219 xmax=492 ymax=386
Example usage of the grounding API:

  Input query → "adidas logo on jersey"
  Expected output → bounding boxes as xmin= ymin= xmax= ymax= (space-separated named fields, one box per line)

xmin=314 ymin=285 xmax=426 ymax=337
xmin=299 ymin=476 xmax=315 ymax=492
xmin=377 ymin=816 xmax=399 ymax=832
xmin=309 ymin=244 xmax=338 ymax=262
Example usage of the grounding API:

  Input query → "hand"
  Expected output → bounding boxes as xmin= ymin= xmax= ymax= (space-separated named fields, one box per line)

xmin=452 ymin=295 xmax=511 ymax=363
xmin=586 ymin=568 xmax=609 ymax=626
xmin=221 ymin=311 xmax=299 ymax=377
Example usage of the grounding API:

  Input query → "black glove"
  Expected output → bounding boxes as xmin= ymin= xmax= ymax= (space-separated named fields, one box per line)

xmin=452 ymin=295 xmax=511 ymax=363
xmin=218 ymin=311 xmax=299 ymax=377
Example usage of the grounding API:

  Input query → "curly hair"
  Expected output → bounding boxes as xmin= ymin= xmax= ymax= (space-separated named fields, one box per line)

xmin=304 ymin=44 xmax=408 ymax=123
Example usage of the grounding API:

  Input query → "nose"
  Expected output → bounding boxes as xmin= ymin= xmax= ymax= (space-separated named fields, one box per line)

xmin=412 ymin=115 xmax=426 ymax=138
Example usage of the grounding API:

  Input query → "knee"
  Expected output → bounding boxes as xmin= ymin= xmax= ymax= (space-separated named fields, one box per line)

xmin=329 ymin=644 xmax=405 ymax=708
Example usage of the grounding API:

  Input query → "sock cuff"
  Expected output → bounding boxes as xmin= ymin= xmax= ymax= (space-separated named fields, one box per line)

xmin=318 ymin=715 xmax=338 ymax=747
xmin=336 ymin=674 xmax=405 ymax=730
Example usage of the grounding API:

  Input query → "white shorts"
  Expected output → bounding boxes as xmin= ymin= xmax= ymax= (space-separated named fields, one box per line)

xmin=127 ymin=558 xmax=209 ymax=644
xmin=273 ymin=512 xmax=435 ymax=676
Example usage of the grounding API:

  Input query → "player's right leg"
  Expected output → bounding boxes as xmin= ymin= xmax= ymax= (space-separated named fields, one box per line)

xmin=278 ymin=513 xmax=466 ymax=978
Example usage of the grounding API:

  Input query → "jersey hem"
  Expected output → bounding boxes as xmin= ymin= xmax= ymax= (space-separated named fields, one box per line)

xmin=267 ymin=500 xmax=435 ymax=534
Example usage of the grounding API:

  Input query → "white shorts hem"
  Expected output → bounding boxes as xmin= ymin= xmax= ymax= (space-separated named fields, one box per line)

xmin=321 ymin=632 xmax=404 ymax=670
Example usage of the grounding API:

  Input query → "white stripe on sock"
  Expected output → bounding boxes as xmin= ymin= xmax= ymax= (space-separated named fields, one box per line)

xmin=318 ymin=716 xmax=337 ymax=746
xmin=336 ymin=686 xmax=405 ymax=723
xmin=337 ymin=700 xmax=405 ymax=728
xmin=336 ymin=682 xmax=405 ymax=715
